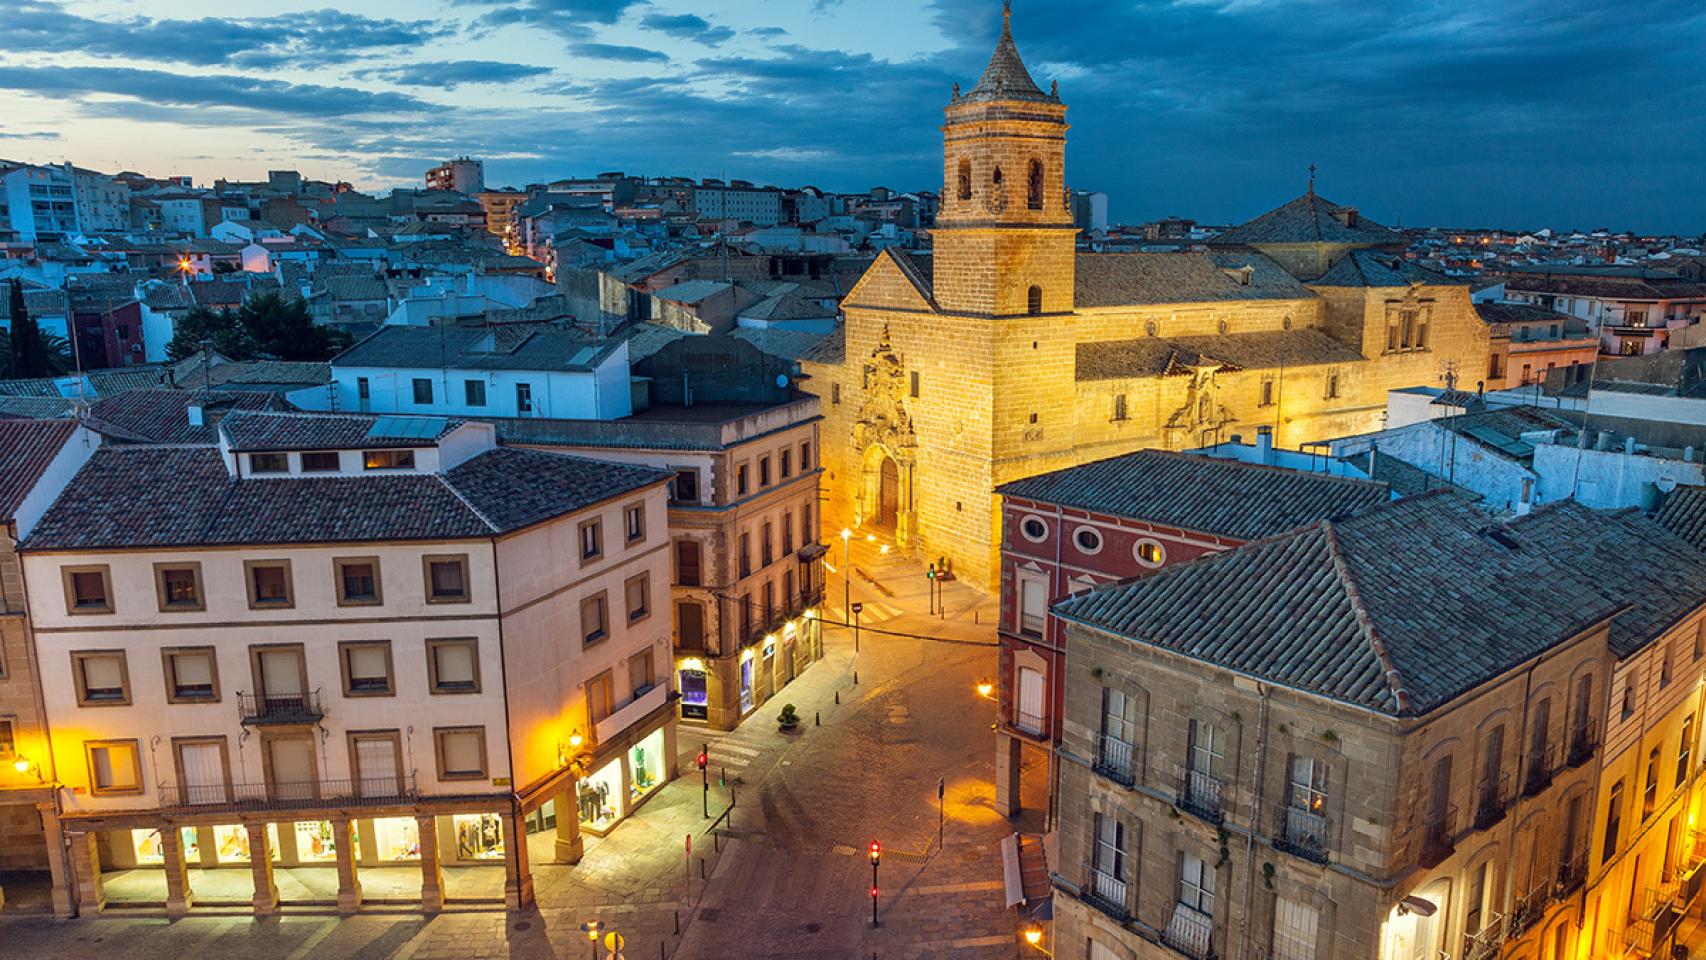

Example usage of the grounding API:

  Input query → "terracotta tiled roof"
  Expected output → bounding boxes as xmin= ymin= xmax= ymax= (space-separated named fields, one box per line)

xmin=220 ymin=410 xmax=461 ymax=452
xmin=1075 ymin=251 xmax=1312 ymax=307
xmin=1075 ymin=329 xmax=1363 ymax=381
xmin=998 ymin=449 xmax=1391 ymax=542
xmin=1314 ymin=249 xmax=1455 ymax=288
xmin=1054 ymin=497 xmax=1639 ymax=716
xmin=1655 ymin=485 xmax=1706 ymax=554
xmin=84 ymin=389 xmax=285 ymax=444
xmin=0 ymin=419 xmax=77 ymax=520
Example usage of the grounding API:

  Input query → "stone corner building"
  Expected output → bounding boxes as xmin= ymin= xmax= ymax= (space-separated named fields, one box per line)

xmin=800 ymin=7 xmax=1492 ymax=590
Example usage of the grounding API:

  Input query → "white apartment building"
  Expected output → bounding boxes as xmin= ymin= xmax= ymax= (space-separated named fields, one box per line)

xmin=71 ymin=168 xmax=130 ymax=235
xmin=19 ymin=410 xmax=677 ymax=916
xmin=0 ymin=161 xmax=79 ymax=243
xmin=308 ymin=324 xmax=634 ymax=421
xmin=691 ymin=184 xmax=783 ymax=227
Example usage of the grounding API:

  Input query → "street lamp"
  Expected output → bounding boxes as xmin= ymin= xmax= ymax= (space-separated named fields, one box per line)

xmin=976 ymin=679 xmax=995 ymax=701
xmin=840 ymin=528 xmax=853 ymax=616
xmin=1023 ymin=926 xmax=1053 ymax=957
xmin=578 ymin=920 xmax=604 ymax=960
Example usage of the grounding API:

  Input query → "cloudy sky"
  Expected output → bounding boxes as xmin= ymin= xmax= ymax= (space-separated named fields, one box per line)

xmin=1 ymin=0 xmax=1702 ymax=233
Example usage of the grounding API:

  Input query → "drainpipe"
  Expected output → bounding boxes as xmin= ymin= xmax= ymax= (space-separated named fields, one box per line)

xmin=1236 ymin=682 xmax=1272 ymax=960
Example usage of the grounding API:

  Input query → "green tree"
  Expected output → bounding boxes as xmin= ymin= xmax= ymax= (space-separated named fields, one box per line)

xmin=6 ymin=279 xmax=70 ymax=378
xmin=166 ymin=306 xmax=249 ymax=362
xmin=236 ymin=292 xmax=351 ymax=361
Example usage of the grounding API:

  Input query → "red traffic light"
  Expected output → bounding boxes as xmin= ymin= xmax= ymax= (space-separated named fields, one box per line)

xmin=869 ymin=840 xmax=881 ymax=860
xmin=870 ymin=887 xmax=879 ymax=898
xmin=696 ymin=752 xmax=709 ymax=770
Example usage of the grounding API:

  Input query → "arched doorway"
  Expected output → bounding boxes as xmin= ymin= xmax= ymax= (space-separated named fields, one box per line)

xmin=878 ymin=456 xmax=900 ymax=530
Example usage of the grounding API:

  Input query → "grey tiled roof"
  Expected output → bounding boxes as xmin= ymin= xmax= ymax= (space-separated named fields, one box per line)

xmin=957 ymin=9 xmax=1054 ymax=104
xmin=1054 ymin=496 xmax=1633 ymax=717
xmin=334 ymin=324 xmax=622 ymax=373
xmin=1313 ymin=249 xmax=1456 ymax=288
xmin=1472 ymin=302 xmax=1575 ymax=326
xmin=1212 ymin=193 xmax=1404 ymax=247
xmin=1075 ymin=330 xmax=1364 ymax=381
xmin=220 ymin=411 xmax=462 ymax=452
xmin=1655 ymin=485 xmax=1706 ymax=554
xmin=998 ymin=449 xmax=1390 ymax=541
xmin=85 ymin=389 xmax=286 ymax=444
xmin=1075 ymin=251 xmax=1313 ymax=307
xmin=0 ymin=419 xmax=76 ymax=520
xmin=24 ymin=444 xmax=667 ymax=550
xmin=730 ymin=327 xmax=835 ymax=362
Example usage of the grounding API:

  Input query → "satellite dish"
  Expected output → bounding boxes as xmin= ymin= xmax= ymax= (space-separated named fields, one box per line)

xmin=776 ymin=374 xmax=790 ymax=388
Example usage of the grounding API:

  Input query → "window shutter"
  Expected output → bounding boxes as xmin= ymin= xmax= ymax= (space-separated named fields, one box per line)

xmin=83 ymin=656 xmax=123 ymax=691
xmin=436 ymin=643 xmax=476 ymax=686
xmin=93 ymin=746 xmax=116 ymax=788
xmin=444 ymin=731 xmax=482 ymax=775
xmin=431 ymin=562 xmax=464 ymax=596
xmin=349 ymin=645 xmax=388 ymax=681
xmin=174 ymin=652 xmax=212 ymax=687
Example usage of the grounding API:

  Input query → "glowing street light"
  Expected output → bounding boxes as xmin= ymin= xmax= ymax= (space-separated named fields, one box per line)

xmin=840 ymin=528 xmax=853 ymax=615
xmin=976 ymin=679 xmax=995 ymax=701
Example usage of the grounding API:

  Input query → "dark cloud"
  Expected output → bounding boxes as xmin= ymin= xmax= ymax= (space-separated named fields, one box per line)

xmin=457 ymin=0 xmax=644 ymax=39
xmin=0 ymin=64 xmax=431 ymax=117
xmin=0 ymin=1 xmax=449 ymax=69
xmin=639 ymin=12 xmax=735 ymax=45
xmin=0 ymin=128 xmax=60 ymax=140
xmin=568 ymin=42 xmax=671 ymax=64
xmin=357 ymin=60 xmax=553 ymax=90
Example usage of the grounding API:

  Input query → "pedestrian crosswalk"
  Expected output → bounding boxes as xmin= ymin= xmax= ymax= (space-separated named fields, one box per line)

xmin=684 ymin=726 xmax=767 ymax=782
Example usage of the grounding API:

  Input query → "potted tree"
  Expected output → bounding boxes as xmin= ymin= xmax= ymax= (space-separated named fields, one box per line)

xmin=777 ymin=703 xmax=801 ymax=733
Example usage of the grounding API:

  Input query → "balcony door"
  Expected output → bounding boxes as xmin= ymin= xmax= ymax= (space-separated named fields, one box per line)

xmin=176 ymin=739 xmax=229 ymax=805
xmin=266 ymin=734 xmax=317 ymax=801
xmin=1016 ymin=667 xmax=1045 ymax=735
xmin=352 ymin=733 xmax=402 ymax=799
xmin=256 ymin=646 xmax=306 ymax=714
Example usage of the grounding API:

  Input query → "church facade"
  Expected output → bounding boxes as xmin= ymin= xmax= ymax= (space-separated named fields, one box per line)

xmin=800 ymin=8 xmax=1492 ymax=591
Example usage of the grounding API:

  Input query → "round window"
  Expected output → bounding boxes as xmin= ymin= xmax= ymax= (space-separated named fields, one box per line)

xmin=1073 ymin=527 xmax=1104 ymax=554
xmin=1020 ymin=517 xmax=1049 ymax=543
xmin=1134 ymin=539 xmax=1166 ymax=567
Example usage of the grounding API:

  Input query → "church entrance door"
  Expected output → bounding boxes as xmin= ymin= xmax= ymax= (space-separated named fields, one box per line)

xmin=878 ymin=457 xmax=900 ymax=529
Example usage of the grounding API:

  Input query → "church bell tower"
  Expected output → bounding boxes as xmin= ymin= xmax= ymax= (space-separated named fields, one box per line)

xmin=934 ymin=2 xmax=1076 ymax=318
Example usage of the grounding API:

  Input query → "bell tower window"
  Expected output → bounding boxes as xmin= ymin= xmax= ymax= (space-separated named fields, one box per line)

xmin=1027 ymin=159 xmax=1044 ymax=210
xmin=1027 ymin=286 xmax=1043 ymax=315
xmin=957 ymin=159 xmax=972 ymax=201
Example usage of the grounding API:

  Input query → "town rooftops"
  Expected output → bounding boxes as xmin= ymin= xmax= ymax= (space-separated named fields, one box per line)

xmin=998 ymin=449 xmax=1391 ymax=542
xmin=220 ymin=410 xmax=463 ymax=452
xmin=1313 ymin=249 xmax=1456 ymax=288
xmin=0 ymin=419 xmax=78 ymax=521
xmin=652 ymin=279 xmax=733 ymax=305
xmin=1473 ymin=301 xmax=1580 ymax=326
xmin=1211 ymin=192 xmax=1404 ymax=248
xmin=1053 ymin=496 xmax=1643 ymax=717
xmin=84 ymin=389 xmax=286 ymax=444
xmin=1432 ymin=407 xmax=1575 ymax=463
xmin=1503 ymin=274 xmax=1706 ymax=301
xmin=1655 ymin=485 xmax=1706 ymax=554
xmin=1075 ymin=329 xmax=1364 ymax=381
xmin=23 ymin=443 xmax=668 ymax=551
xmin=1075 ymin=251 xmax=1313 ymax=306
xmin=333 ymin=323 xmax=622 ymax=373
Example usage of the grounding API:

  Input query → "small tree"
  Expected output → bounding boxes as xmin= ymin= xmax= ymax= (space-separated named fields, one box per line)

xmin=6 ymin=279 xmax=69 ymax=378
xmin=237 ymin=293 xmax=351 ymax=361
xmin=166 ymin=306 xmax=248 ymax=362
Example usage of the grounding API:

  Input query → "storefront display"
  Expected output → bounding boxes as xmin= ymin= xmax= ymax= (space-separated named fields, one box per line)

xmin=679 ymin=668 xmax=708 ymax=721
xmin=525 ymin=798 xmax=558 ymax=835
xmin=739 ymin=657 xmax=754 ymax=713
xmin=294 ymin=820 xmax=340 ymax=862
xmin=132 ymin=827 xmax=199 ymax=865
xmin=577 ymin=758 xmax=623 ymax=832
xmin=628 ymin=729 xmax=665 ymax=802
xmin=213 ymin=823 xmax=280 ymax=863
xmin=453 ymin=813 xmax=505 ymax=861
xmin=371 ymin=817 xmax=421 ymax=861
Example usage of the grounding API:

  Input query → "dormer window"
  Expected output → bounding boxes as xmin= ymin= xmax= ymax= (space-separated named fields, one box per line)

xmin=364 ymin=449 xmax=415 ymax=470
xmin=250 ymin=453 xmax=288 ymax=474
xmin=301 ymin=451 xmax=340 ymax=472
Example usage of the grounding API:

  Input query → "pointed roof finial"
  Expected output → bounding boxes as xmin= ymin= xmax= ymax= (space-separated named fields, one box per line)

xmin=962 ymin=0 xmax=1051 ymax=103
xmin=1308 ymin=163 xmax=1317 ymax=196
xmin=1003 ymin=0 xmax=1013 ymax=35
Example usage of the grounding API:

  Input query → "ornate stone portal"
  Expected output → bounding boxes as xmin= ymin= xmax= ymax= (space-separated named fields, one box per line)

xmin=851 ymin=327 xmax=917 ymax=545
xmin=1163 ymin=360 xmax=1236 ymax=449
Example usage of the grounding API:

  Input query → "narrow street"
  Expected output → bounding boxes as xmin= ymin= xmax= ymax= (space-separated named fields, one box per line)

xmin=0 ymin=539 xmax=1040 ymax=960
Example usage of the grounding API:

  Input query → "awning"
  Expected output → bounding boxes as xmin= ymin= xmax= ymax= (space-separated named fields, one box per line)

xmin=797 ymin=542 xmax=830 ymax=561
xmin=1001 ymin=831 xmax=1054 ymax=909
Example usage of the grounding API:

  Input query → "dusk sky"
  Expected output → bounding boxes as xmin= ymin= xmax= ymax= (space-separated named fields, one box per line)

xmin=2 ymin=0 xmax=1703 ymax=233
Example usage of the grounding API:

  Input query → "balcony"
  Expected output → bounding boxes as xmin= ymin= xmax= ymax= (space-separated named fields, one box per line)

xmin=1177 ymin=767 xmax=1224 ymax=825
xmin=158 ymin=774 xmax=417 ymax=814
xmin=594 ymin=681 xmax=670 ymax=744
xmin=1555 ymin=848 xmax=1587 ymax=896
xmin=1093 ymin=736 xmax=1136 ymax=788
xmin=237 ymin=689 xmax=324 ymax=725
xmin=1013 ymin=709 xmax=1047 ymax=739
xmin=1162 ymin=905 xmax=1215 ymax=960
xmin=1086 ymin=869 xmax=1129 ymax=922
xmin=1508 ymin=885 xmax=1549 ymax=938
xmin=1522 ymin=742 xmax=1560 ymax=798
xmin=1462 ymin=915 xmax=1506 ymax=960
xmin=1566 ymin=727 xmax=1597 ymax=769
xmin=1273 ymin=803 xmax=1329 ymax=864
xmin=1258 ymin=931 xmax=1315 ymax=960
xmin=1473 ymin=774 xmax=1509 ymax=830
xmin=1418 ymin=805 xmax=1458 ymax=868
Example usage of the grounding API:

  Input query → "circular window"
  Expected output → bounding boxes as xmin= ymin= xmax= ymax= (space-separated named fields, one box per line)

xmin=1144 ymin=320 xmax=1158 ymax=337
xmin=1073 ymin=527 xmax=1104 ymax=554
xmin=1020 ymin=517 xmax=1049 ymax=543
xmin=1282 ymin=314 xmax=1294 ymax=331
xmin=1217 ymin=318 xmax=1229 ymax=334
xmin=1134 ymin=538 xmax=1166 ymax=568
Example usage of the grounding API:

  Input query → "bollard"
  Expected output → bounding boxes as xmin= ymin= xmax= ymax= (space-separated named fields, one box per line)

xmin=815 ymin=711 xmax=821 ymax=726
xmin=661 ymin=943 xmax=666 ymax=960
xmin=674 ymin=909 xmax=680 ymax=935
xmin=854 ymin=670 xmax=859 ymax=685
xmin=834 ymin=690 xmax=840 ymax=705
xmin=699 ymin=857 xmax=706 ymax=880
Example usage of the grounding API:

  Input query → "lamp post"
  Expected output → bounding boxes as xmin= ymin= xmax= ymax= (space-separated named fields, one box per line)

xmin=578 ymin=920 xmax=604 ymax=960
xmin=839 ymin=528 xmax=853 ymax=617
xmin=851 ymin=602 xmax=863 ymax=654
xmin=1023 ymin=926 xmax=1053 ymax=957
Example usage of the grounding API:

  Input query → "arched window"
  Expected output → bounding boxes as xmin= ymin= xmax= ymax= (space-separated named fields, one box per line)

xmin=1027 ymin=159 xmax=1044 ymax=210
xmin=992 ymin=166 xmax=1004 ymax=189
xmin=956 ymin=159 xmax=971 ymax=201
xmin=1027 ymin=285 xmax=1043 ymax=315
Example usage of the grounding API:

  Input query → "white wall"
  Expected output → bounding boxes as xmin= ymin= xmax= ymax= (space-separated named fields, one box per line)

xmin=1533 ymin=444 xmax=1706 ymax=509
xmin=334 ymin=355 xmax=632 ymax=421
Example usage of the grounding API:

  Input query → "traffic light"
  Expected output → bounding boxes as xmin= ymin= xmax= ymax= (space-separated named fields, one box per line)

xmin=926 ymin=564 xmax=936 ymax=580
xmin=696 ymin=750 xmax=709 ymax=770
xmin=870 ymin=840 xmax=880 ymax=863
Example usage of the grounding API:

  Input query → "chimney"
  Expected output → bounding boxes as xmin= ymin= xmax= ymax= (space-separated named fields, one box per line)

xmin=1624 ymin=436 xmax=1637 ymax=456
xmin=187 ymin=402 xmax=205 ymax=427
xmin=1229 ymin=434 xmax=1242 ymax=446
xmin=1596 ymin=430 xmax=1613 ymax=452
xmin=1686 ymin=446 xmax=1695 ymax=463
xmin=1256 ymin=425 xmax=1275 ymax=465
xmin=1333 ymin=206 xmax=1360 ymax=229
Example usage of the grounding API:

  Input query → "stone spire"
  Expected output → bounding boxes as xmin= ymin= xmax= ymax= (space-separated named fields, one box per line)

xmin=960 ymin=1 xmax=1055 ymax=103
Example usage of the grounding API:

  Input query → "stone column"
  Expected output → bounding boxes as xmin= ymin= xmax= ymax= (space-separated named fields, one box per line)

xmin=161 ymin=825 xmax=193 ymax=918
xmin=501 ymin=809 xmax=534 ymax=911
xmin=70 ymin=831 xmax=103 ymax=915
xmin=416 ymin=815 xmax=445 ymax=913
xmin=247 ymin=823 xmax=278 ymax=916
xmin=332 ymin=818 xmax=361 ymax=915
xmin=995 ymin=731 xmax=1023 ymax=819
xmin=554 ymin=785 xmax=584 ymax=864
